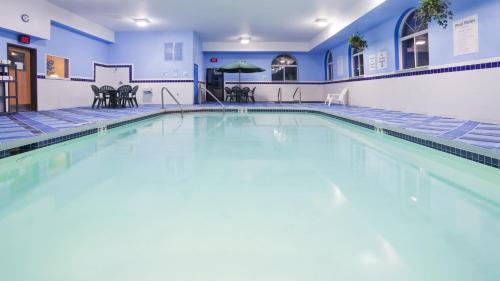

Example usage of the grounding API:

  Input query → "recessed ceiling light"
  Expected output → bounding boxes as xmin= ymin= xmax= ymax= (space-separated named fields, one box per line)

xmin=315 ymin=19 xmax=329 ymax=28
xmin=134 ymin=18 xmax=150 ymax=27
xmin=240 ymin=37 xmax=251 ymax=44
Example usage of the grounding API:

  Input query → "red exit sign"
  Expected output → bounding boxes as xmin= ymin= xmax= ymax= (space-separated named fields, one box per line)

xmin=210 ymin=58 xmax=218 ymax=63
xmin=18 ymin=34 xmax=31 ymax=44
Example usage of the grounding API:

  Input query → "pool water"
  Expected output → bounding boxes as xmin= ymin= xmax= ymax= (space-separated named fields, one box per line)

xmin=0 ymin=112 xmax=499 ymax=281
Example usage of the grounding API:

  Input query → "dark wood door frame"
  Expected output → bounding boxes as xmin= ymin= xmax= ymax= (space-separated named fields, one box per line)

xmin=7 ymin=43 xmax=38 ymax=111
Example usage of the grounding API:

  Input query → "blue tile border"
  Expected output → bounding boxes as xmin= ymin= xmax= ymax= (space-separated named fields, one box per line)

xmin=330 ymin=60 xmax=500 ymax=84
xmin=383 ymin=129 xmax=500 ymax=169
xmin=226 ymin=81 xmax=326 ymax=85
xmin=0 ymin=128 xmax=98 ymax=159
xmin=0 ymin=106 xmax=498 ymax=170
xmin=37 ymin=63 xmax=194 ymax=84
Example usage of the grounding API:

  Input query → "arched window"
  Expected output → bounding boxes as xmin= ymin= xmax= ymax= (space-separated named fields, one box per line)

xmin=399 ymin=10 xmax=429 ymax=70
xmin=326 ymin=50 xmax=334 ymax=81
xmin=351 ymin=47 xmax=364 ymax=77
xmin=272 ymin=54 xmax=298 ymax=81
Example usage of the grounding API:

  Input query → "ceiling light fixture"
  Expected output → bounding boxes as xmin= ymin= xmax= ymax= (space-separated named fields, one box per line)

xmin=315 ymin=19 xmax=329 ymax=28
xmin=240 ymin=37 xmax=251 ymax=44
xmin=416 ymin=40 xmax=427 ymax=46
xmin=134 ymin=18 xmax=150 ymax=27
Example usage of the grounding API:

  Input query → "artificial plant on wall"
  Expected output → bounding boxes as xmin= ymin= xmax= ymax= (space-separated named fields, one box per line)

xmin=348 ymin=33 xmax=368 ymax=52
xmin=416 ymin=0 xmax=454 ymax=28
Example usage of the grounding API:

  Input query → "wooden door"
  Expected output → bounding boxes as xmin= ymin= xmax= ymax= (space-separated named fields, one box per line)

xmin=8 ymin=46 xmax=32 ymax=111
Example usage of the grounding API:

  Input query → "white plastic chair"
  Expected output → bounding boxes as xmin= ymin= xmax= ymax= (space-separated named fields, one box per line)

xmin=325 ymin=88 xmax=349 ymax=106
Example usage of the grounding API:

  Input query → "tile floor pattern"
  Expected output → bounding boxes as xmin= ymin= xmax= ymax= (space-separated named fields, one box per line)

xmin=1 ymin=103 xmax=499 ymax=153
xmin=0 ymin=105 xmax=166 ymax=143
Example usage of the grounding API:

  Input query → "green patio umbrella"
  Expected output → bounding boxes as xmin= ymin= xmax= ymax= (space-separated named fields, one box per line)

xmin=217 ymin=60 xmax=265 ymax=85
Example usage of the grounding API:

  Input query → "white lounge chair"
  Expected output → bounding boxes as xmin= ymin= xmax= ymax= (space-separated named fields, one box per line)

xmin=325 ymin=88 xmax=349 ymax=106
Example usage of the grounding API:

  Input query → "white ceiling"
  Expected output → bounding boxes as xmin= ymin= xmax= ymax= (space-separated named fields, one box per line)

xmin=47 ymin=0 xmax=385 ymax=43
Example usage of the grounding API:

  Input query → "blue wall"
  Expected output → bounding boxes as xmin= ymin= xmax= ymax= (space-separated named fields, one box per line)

xmin=1 ymin=0 xmax=500 ymax=83
xmin=316 ymin=0 xmax=500 ymax=81
xmin=203 ymin=52 xmax=325 ymax=82
xmin=108 ymin=31 xmax=195 ymax=79
xmin=0 ymin=23 xmax=110 ymax=77
xmin=429 ymin=0 xmax=500 ymax=65
xmin=0 ymin=27 xmax=200 ymax=80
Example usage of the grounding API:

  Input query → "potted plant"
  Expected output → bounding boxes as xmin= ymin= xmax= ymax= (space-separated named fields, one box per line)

xmin=348 ymin=33 xmax=368 ymax=52
xmin=416 ymin=0 xmax=453 ymax=28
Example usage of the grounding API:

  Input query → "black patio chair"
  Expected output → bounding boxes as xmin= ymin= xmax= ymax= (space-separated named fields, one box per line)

xmin=241 ymin=87 xmax=250 ymax=103
xmin=247 ymin=87 xmax=256 ymax=103
xmin=225 ymin=87 xmax=235 ymax=102
xmin=99 ymin=85 xmax=115 ymax=107
xmin=129 ymin=86 xmax=139 ymax=107
xmin=117 ymin=85 xmax=133 ymax=107
xmin=91 ymin=85 xmax=106 ymax=108
xmin=120 ymin=85 xmax=138 ymax=107
xmin=231 ymin=86 xmax=242 ymax=102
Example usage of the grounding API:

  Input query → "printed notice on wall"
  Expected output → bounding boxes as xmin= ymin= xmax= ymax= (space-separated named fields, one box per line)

xmin=337 ymin=56 xmax=344 ymax=76
xmin=453 ymin=15 xmax=479 ymax=56
xmin=377 ymin=51 xmax=388 ymax=70
xmin=368 ymin=54 xmax=377 ymax=71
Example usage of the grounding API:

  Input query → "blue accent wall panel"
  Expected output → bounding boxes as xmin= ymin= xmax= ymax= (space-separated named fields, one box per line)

xmin=108 ymin=31 xmax=195 ymax=79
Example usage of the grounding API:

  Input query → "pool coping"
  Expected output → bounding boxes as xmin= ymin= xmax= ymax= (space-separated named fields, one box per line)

xmin=1 ymin=105 xmax=499 ymax=169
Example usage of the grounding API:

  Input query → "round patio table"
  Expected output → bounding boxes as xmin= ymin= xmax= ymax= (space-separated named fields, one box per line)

xmin=104 ymin=90 xmax=120 ymax=108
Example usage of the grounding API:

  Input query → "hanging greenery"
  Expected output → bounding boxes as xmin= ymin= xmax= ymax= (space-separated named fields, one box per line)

xmin=348 ymin=33 xmax=368 ymax=52
xmin=416 ymin=0 xmax=454 ymax=28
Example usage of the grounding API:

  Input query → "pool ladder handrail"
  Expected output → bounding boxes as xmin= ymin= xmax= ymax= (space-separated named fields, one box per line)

xmin=277 ymin=87 xmax=282 ymax=103
xmin=292 ymin=87 xmax=302 ymax=104
xmin=199 ymin=86 xmax=226 ymax=113
xmin=161 ymin=87 xmax=184 ymax=118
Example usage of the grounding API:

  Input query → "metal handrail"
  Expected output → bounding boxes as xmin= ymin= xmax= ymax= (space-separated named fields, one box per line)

xmin=292 ymin=87 xmax=302 ymax=104
xmin=277 ymin=87 xmax=282 ymax=103
xmin=161 ymin=87 xmax=184 ymax=118
xmin=199 ymin=86 xmax=226 ymax=112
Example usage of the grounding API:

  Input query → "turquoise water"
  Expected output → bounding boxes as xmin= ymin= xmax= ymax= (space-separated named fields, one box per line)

xmin=0 ymin=112 xmax=499 ymax=281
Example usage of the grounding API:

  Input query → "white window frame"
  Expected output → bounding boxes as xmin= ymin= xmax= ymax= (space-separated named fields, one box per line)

xmin=45 ymin=53 xmax=71 ymax=80
xmin=398 ymin=11 xmax=429 ymax=70
xmin=327 ymin=51 xmax=334 ymax=81
xmin=271 ymin=62 xmax=299 ymax=82
xmin=164 ymin=42 xmax=183 ymax=61
xmin=351 ymin=50 xmax=364 ymax=77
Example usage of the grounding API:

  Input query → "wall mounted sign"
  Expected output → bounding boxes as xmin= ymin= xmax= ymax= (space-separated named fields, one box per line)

xmin=453 ymin=15 xmax=479 ymax=56
xmin=210 ymin=58 xmax=218 ymax=63
xmin=336 ymin=56 xmax=344 ymax=76
xmin=368 ymin=54 xmax=377 ymax=71
xmin=377 ymin=51 xmax=387 ymax=70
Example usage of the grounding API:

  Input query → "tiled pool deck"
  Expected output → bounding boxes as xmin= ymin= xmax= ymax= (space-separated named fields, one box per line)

xmin=1 ymin=103 xmax=499 ymax=168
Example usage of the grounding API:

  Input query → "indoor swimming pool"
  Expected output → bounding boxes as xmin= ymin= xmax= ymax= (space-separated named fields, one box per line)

xmin=0 ymin=112 xmax=499 ymax=281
